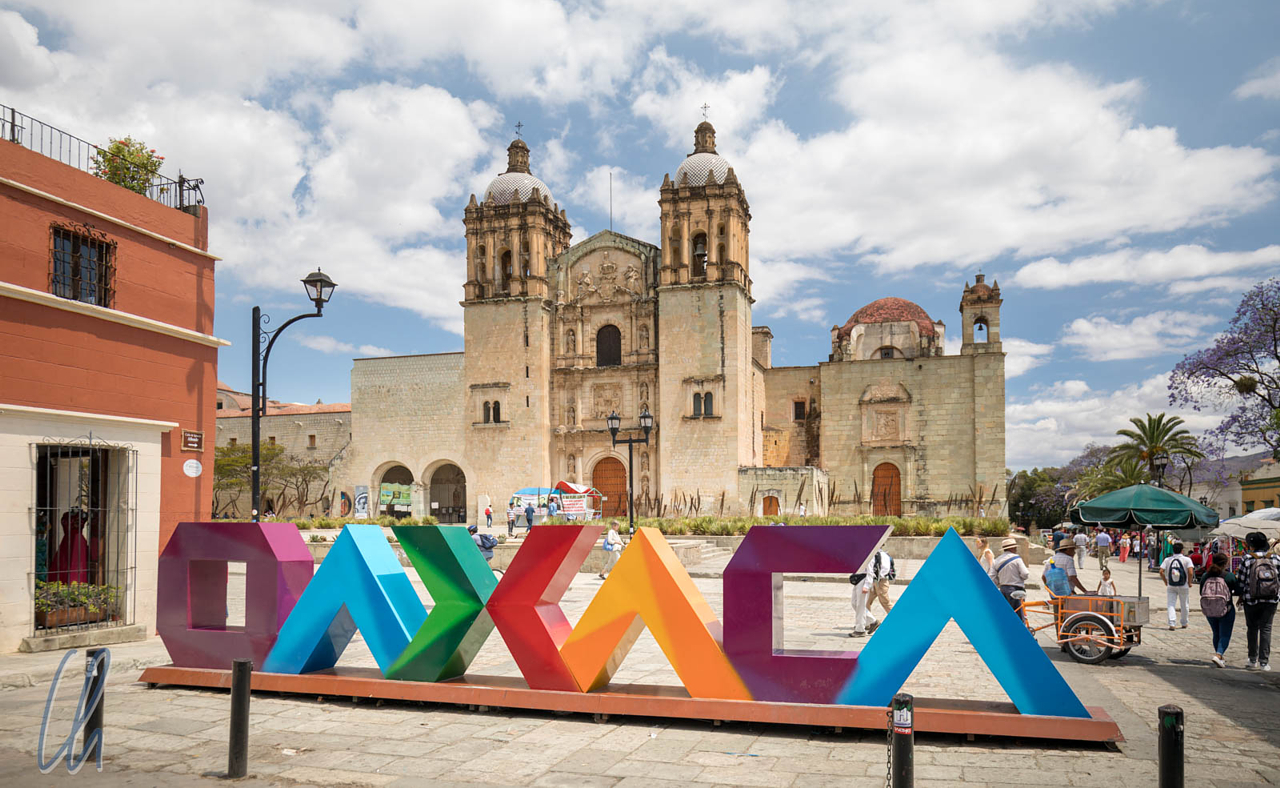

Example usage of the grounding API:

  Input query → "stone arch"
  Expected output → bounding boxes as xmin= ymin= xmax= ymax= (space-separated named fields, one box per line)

xmin=973 ymin=315 xmax=989 ymax=343
xmin=428 ymin=463 xmax=467 ymax=523
xmin=691 ymin=232 xmax=708 ymax=278
xmin=421 ymin=458 xmax=477 ymax=525
xmin=373 ymin=461 xmax=415 ymax=519
xmin=591 ymin=454 xmax=628 ymax=517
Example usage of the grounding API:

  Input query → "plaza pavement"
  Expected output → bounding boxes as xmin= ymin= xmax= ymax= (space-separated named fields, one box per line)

xmin=1 ymin=541 xmax=1277 ymax=786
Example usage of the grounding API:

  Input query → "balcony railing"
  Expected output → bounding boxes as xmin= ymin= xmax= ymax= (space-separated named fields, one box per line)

xmin=2 ymin=103 xmax=204 ymax=212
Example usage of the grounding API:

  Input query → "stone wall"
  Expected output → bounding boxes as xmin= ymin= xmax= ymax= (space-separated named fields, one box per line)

xmin=737 ymin=466 xmax=829 ymax=517
xmin=215 ymin=410 xmax=351 ymax=517
xmin=761 ymin=365 xmax=820 ymax=467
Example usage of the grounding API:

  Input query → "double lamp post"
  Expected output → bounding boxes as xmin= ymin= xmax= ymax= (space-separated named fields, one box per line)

xmin=607 ymin=408 xmax=654 ymax=535
xmin=250 ymin=269 xmax=337 ymax=522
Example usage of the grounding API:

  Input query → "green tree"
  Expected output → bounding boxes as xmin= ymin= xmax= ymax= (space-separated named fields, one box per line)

xmin=91 ymin=136 xmax=166 ymax=195
xmin=1073 ymin=456 xmax=1151 ymax=502
xmin=1106 ymin=413 xmax=1204 ymax=480
xmin=212 ymin=442 xmax=286 ymax=517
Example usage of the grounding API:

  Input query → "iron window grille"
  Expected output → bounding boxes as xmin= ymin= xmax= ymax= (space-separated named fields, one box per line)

xmin=50 ymin=223 xmax=116 ymax=308
xmin=30 ymin=435 xmax=138 ymax=637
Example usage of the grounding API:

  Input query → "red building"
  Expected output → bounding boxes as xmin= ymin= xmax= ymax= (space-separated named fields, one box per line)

xmin=0 ymin=107 xmax=223 ymax=651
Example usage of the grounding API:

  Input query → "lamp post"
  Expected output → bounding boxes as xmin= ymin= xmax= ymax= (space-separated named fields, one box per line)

xmin=607 ymin=408 xmax=653 ymax=535
xmin=251 ymin=269 xmax=337 ymax=522
xmin=1151 ymin=450 xmax=1170 ymax=489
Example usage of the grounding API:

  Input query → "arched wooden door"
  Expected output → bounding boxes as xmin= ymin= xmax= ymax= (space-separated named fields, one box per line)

xmin=762 ymin=496 xmax=779 ymax=516
xmin=593 ymin=457 xmax=627 ymax=517
xmin=871 ymin=463 xmax=902 ymax=517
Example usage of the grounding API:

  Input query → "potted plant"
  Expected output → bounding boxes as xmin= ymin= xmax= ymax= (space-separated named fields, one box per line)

xmin=34 ymin=581 xmax=119 ymax=628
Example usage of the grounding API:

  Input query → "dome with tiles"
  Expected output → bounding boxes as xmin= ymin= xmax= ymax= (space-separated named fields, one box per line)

xmin=673 ymin=121 xmax=732 ymax=186
xmin=838 ymin=297 xmax=936 ymax=339
xmin=483 ymin=138 xmax=555 ymax=206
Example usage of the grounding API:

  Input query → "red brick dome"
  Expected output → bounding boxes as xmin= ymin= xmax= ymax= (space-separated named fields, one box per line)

xmin=838 ymin=297 xmax=936 ymax=340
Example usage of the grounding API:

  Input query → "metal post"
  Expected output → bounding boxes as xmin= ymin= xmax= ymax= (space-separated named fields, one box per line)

xmin=891 ymin=692 xmax=913 ymax=787
xmin=82 ymin=648 xmax=105 ymax=761
xmin=1158 ymin=704 xmax=1183 ymax=788
xmin=627 ymin=439 xmax=634 ymax=535
xmin=251 ymin=306 xmax=261 ymax=522
xmin=1138 ymin=526 xmax=1145 ymax=599
xmin=228 ymin=659 xmax=252 ymax=778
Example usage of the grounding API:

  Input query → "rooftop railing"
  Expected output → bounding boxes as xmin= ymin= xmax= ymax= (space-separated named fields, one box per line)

xmin=2 ymin=103 xmax=204 ymax=212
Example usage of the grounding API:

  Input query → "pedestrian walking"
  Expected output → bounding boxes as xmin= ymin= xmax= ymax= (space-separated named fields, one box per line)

xmin=869 ymin=548 xmax=895 ymax=614
xmin=1147 ymin=533 xmax=1159 ymax=570
xmin=1072 ymin=529 xmax=1089 ymax=567
xmin=849 ymin=572 xmax=877 ymax=637
xmin=987 ymin=537 xmax=1029 ymax=621
xmin=507 ymin=504 xmax=517 ymax=537
xmin=1052 ymin=525 xmax=1067 ymax=551
xmin=524 ymin=501 xmax=536 ymax=531
xmin=485 ymin=505 xmax=493 ymax=529
xmin=976 ymin=537 xmax=995 ymax=574
xmin=1199 ymin=552 xmax=1242 ymax=668
xmin=469 ymin=524 xmax=497 ymax=563
xmin=1160 ymin=542 xmax=1195 ymax=630
xmin=598 ymin=521 xmax=623 ymax=579
xmin=1094 ymin=529 xmax=1112 ymax=571
xmin=1118 ymin=532 xmax=1130 ymax=564
xmin=1240 ymin=531 xmax=1280 ymax=671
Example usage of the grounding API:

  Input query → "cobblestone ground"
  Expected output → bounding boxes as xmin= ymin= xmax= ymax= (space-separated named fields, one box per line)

xmin=1 ymin=547 xmax=1277 ymax=786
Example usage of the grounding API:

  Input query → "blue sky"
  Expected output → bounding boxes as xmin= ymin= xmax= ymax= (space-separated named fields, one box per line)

xmin=3 ymin=0 xmax=1277 ymax=469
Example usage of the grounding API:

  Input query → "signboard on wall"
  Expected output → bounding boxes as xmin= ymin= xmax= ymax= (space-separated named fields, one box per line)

xmin=379 ymin=483 xmax=413 ymax=508
xmin=181 ymin=430 xmax=204 ymax=452
xmin=353 ymin=486 xmax=369 ymax=519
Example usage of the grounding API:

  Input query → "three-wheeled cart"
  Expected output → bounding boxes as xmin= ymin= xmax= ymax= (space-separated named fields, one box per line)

xmin=1021 ymin=593 xmax=1149 ymax=664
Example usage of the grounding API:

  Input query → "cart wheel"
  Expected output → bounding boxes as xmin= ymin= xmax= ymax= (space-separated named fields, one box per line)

xmin=1107 ymin=647 xmax=1131 ymax=660
xmin=1063 ymin=614 xmax=1114 ymax=664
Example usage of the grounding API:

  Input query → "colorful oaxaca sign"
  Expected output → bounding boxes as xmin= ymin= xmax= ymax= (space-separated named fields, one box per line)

xmin=155 ymin=522 xmax=1089 ymax=718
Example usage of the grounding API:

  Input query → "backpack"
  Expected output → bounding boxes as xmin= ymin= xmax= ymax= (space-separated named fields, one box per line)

xmin=873 ymin=552 xmax=896 ymax=581
xmin=1167 ymin=557 xmax=1188 ymax=587
xmin=479 ymin=534 xmax=499 ymax=550
xmin=1246 ymin=557 xmax=1280 ymax=602
xmin=1200 ymin=576 xmax=1232 ymax=618
xmin=1044 ymin=565 xmax=1070 ymax=596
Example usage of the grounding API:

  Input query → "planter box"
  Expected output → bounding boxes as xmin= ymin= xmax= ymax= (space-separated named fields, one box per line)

xmin=36 ymin=607 xmax=111 ymax=628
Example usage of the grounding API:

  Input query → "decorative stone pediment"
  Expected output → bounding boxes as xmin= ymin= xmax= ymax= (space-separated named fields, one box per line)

xmin=860 ymin=379 xmax=911 ymax=404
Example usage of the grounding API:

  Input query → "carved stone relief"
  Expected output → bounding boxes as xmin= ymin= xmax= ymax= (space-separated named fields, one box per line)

xmin=592 ymin=383 xmax=623 ymax=419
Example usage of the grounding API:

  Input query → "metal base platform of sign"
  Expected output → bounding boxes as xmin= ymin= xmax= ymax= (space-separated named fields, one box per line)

xmin=138 ymin=665 xmax=1123 ymax=744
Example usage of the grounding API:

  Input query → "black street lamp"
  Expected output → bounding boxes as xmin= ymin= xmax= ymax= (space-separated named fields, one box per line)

xmin=1151 ymin=450 xmax=1170 ymax=489
xmin=607 ymin=408 xmax=653 ymax=535
xmin=251 ymin=269 xmax=337 ymax=521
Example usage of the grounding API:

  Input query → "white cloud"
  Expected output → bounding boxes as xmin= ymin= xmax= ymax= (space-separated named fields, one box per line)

xmin=631 ymin=47 xmax=778 ymax=153
xmin=295 ymin=334 xmax=394 ymax=358
xmin=0 ymin=11 xmax=56 ymax=89
xmin=1012 ymin=244 xmax=1280 ymax=290
xmin=1059 ymin=311 xmax=1218 ymax=361
xmin=1007 ymin=373 xmax=1222 ymax=467
xmin=568 ymin=165 xmax=659 ymax=241
xmin=751 ymin=259 xmax=831 ymax=307
xmin=1235 ymin=57 xmax=1280 ymax=101
xmin=1003 ymin=337 xmax=1054 ymax=378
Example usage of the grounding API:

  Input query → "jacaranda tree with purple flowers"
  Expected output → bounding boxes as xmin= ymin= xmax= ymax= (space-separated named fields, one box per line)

xmin=1170 ymin=278 xmax=1280 ymax=458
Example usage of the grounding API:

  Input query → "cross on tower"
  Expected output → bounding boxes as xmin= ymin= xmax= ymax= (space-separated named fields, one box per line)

xmin=700 ymin=103 xmax=710 ymax=120
xmin=514 ymin=121 xmax=524 ymax=139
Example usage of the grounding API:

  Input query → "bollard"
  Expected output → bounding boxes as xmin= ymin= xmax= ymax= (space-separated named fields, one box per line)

xmin=82 ymin=648 xmax=105 ymax=762
xmin=890 ymin=692 xmax=914 ymax=787
xmin=1158 ymin=704 xmax=1184 ymax=788
xmin=228 ymin=659 xmax=253 ymax=779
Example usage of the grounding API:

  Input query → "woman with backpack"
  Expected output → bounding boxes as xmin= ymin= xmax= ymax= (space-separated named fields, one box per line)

xmin=1199 ymin=552 xmax=1242 ymax=668
xmin=1240 ymin=531 xmax=1280 ymax=671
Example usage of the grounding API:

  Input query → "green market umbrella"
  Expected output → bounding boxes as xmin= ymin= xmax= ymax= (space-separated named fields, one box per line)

xmin=1070 ymin=483 xmax=1219 ymax=596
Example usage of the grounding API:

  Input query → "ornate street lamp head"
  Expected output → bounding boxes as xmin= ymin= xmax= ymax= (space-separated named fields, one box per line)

xmin=606 ymin=411 xmax=621 ymax=439
xmin=302 ymin=268 xmax=337 ymax=310
xmin=639 ymin=408 xmax=653 ymax=436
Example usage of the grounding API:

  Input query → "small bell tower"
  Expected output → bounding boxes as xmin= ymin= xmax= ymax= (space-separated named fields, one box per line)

xmin=960 ymin=273 xmax=1002 ymax=354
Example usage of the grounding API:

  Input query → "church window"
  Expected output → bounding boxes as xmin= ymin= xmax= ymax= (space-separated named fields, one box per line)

xmin=492 ymin=401 xmax=502 ymax=422
xmin=974 ymin=317 xmax=989 ymax=343
xmin=596 ymin=324 xmax=622 ymax=367
xmin=693 ymin=393 xmax=703 ymax=418
xmin=483 ymin=401 xmax=491 ymax=423
xmin=501 ymin=250 xmax=513 ymax=290
xmin=718 ymin=223 xmax=725 ymax=237
xmin=793 ymin=401 xmax=806 ymax=421
xmin=703 ymin=392 xmax=714 ymax=416
xmin=878 ymin=346 xmax=896 ymax=359
xmin=691 ymin=232 xmax=708 ymax=278
xmin=525 ymin=366 xmax=529 ymax=378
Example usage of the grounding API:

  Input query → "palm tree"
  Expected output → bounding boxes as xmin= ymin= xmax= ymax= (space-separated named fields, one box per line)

xmin=1106 ymin=413 xmax=1204 ymax=483
xmin=1071 ymin=457 xmax=1150 ymax=503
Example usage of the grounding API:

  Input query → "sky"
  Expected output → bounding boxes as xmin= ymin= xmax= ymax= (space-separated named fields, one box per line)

xmin=3 ymin=0 xmax=1278 ymax=470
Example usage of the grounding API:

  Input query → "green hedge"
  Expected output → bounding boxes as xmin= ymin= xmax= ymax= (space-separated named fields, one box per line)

xmin=541 ymin=515 xmax=1008 ymax=537
xmin=261 ymin=514 xmax=439 ymax=529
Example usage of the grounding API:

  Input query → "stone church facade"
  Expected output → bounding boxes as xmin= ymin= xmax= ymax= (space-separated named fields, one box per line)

xmin=337 ymin=123 xmax=1006 ymax=522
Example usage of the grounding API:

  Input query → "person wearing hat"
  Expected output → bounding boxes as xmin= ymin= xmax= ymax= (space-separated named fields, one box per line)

xmin=1043 ymin=541 xmax=1089 ymax=596
xmin=988 ymin=538 xmax=1030 ymax=621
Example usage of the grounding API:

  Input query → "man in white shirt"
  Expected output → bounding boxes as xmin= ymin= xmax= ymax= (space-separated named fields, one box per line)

xmin=869 ymin=549 xmax=895 ymax=614
xmin=988 ymin=538 xmax=1030 ymax=621
xmin=1043 ymin=542 xmax=1089 ymax=595
xmin=1072 ymin=529 xmax=1089 ymax=564
xmin=1094 ymin=529 xmax=1113 ymax=571
xmin=1160 ymin=542 xmax=1196 ymax=629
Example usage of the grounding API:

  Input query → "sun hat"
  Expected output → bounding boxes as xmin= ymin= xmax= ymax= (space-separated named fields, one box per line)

xmin=1001 ymin=538 xmax=1018 ymax=551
